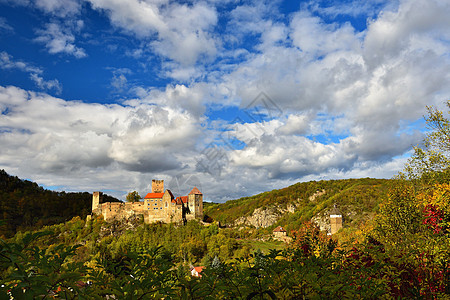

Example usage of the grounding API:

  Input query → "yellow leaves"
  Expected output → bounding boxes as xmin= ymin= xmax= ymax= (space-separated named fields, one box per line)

xmin=415 ymin=183 xmax=450 ymax=214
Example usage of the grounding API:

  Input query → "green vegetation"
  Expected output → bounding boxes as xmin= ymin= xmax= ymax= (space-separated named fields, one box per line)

xmin=126 ymin=191 xmax=142 ymax=202
xmin=205 ymin=177 xmax=392 ymax=233
xmin=0 ymin=170 xmax=119 ymax=238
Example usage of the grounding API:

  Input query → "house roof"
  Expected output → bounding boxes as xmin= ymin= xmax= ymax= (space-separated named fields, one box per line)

xmin=193 ymin=266 xmax=205 ymax=273
xmin=144 ymin=192 xmax=164 ymax=199
xmin=273 ymin=226 xmax=286 ymax=232
xmin=174 ymin=196 xmax=188 ymax=204
xmin=189 ymin=187 xmax=202 ymax=195
xmin=330 ymin=204 xmax=341 ymax=215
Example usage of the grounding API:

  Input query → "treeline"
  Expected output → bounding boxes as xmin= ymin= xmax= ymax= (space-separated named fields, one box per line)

xmin=0 ymin=169 xmax=119 ymax=238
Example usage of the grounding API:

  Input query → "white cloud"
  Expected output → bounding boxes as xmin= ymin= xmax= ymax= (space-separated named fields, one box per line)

xmin=34 ymin=0 xmax=81 ymax=17
xmin=0 ymin=17 xmax=13 ymax=33
xmin=0 ymin=51 xmax=62 ymax=93
xmin=35 ymin=22 xmax=87 ymax=58
xmin=307 ymin=0 xmax=391 ymax=19
xmin=0 ymin=86 xmax=202 ymax=183
xmin=87 ymin=0 xmax=218 ymax=66
xmin=29 ymin=73 xmax=62 ymax=94
xmin=363 ymin=0 xmax=450 ymax=68
xmin=290 ymin=11 xmax=361 ymax=56
xmin=0 ymin=51 xmax=42 ymax=74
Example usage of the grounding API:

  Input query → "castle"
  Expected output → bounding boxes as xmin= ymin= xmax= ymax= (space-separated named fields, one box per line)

xmin=92 ymin=180 xmax=203 ymax=224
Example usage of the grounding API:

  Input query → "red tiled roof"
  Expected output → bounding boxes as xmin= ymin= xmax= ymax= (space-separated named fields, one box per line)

xmin=144 ymin=193 xmax=164 ymax=199
xmin=273 ymin=226 xmax=286 ymax=232
xmin=173 ymin=196 xmax=188 ymax=204
xmin=189 ymin=187 xmax=202 ymax=195
xmin=193 ymin=266 xmax=205 ymax=273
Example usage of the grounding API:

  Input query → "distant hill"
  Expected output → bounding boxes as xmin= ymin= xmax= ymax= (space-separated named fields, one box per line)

xmin=204 ymin=178 xmax=394 ymax=233
xmin=0 ymin=170 xmax=119 ymax=238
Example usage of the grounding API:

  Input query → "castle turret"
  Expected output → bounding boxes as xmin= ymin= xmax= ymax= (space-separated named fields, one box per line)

xmin=92 ymin=191 xmax=102 ymax=213
xmin=186 ymin=187 xmax=203 ymax=221
xmin=152 ymin=180 xmax=164 ymax=193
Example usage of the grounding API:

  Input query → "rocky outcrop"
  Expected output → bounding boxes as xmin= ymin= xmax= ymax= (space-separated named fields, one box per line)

xmin=98 ymin=215 xmax=143 ymax=238
xmin=309 ymin=189 xmax=326 ymax=202
xmin=234 ymin=202 xmax=300 ymax=228
xmin=311 ymin=212 xmax=331 ymax=233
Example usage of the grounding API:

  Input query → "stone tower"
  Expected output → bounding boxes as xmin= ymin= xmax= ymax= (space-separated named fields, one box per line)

xmin=187 ymin=187 xmax=203 ymax=220
xmin=329 ymin=204 xmax=343 ymax=235
xmin=152 ymin=180 xmax=164 ymax=193
xmin=92 ymin=191 xmax=102 ymax=212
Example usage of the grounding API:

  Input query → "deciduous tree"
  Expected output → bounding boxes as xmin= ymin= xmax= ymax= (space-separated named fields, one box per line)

xmin=126 ymin=191 xmax=141 ymax=203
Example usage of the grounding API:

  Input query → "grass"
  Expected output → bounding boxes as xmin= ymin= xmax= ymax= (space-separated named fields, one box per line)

xmin=242 ymin=239 xmax=286 ymax=254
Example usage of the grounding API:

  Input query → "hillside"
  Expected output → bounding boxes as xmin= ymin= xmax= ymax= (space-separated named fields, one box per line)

xmin=0 ymin=170 xmax=120 ymax=238
xmin=204 ymin=178 xmax=393 ymax=233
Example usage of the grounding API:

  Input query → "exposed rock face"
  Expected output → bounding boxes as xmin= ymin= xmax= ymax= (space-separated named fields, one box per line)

xmin=311 ymin=213 xmax=331 ymax=233
xmin=98 ymin=215 xmax=143 ymax=238
xmin=309 ymin=189 xmax=326 ymax=202
xmin=235 ymin=207 xmax=280 ymax=228
xmin=234 ymin=202 xmax=300 ymax=228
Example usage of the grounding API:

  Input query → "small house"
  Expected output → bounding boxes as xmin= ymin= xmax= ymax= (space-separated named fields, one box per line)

xmin=273 ymin=226 xmax=287 ymax=239
xmin=191 ymin=266 xmax=205 ymax=277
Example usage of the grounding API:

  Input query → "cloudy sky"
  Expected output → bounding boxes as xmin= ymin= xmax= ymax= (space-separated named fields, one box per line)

xmin=0 ymin=0 xmax=449 ymax=202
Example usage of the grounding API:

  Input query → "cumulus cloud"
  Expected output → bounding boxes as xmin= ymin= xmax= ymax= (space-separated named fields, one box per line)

xmin=0 ymin=85 xmax=205 ymax=195
xmin=35 ymin=22 xmax=87 ymax=58
xmin=87 ymin=0 xmax=218 ymax=66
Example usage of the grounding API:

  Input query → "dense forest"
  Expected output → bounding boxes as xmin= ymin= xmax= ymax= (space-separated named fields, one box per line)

xmin=0 ymin=170 xmax=119 ymax=238
xmin=0 ymin=102 xmax=449 ymax=298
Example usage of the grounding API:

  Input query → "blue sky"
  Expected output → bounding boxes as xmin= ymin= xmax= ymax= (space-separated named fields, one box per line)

xmin=0 ymin=0 xmax=449 ymax=202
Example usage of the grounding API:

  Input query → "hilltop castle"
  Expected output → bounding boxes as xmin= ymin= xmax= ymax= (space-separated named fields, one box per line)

xmin=92 ymin=180 xmax=203 ymax=224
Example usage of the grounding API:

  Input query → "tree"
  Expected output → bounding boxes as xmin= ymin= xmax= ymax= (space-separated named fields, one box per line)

xmin=401 ymin=100 xmax=450 ymax=183
xmin=126 ymin=191 xmax=141 ymax=202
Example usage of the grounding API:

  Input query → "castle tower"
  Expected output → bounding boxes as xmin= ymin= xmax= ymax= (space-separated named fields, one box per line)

xmin=152 ymin=180 xmax=164 ymax=193
xmin=92 ymin=191 xmax=102 ymax=212
xmin=329 ymin=204 xmax=342 ymax=235
xmin=187 ymin=187 xmax=203 ymax=220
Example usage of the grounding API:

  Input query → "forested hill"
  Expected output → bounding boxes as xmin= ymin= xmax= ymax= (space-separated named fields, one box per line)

xmin=204 ymin=178 xmax=393 ymax=232
xmin=0 ymin=170 xmax=119 ymax=238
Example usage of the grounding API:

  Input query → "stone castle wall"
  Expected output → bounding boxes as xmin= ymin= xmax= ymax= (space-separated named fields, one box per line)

xmin=93 ymin=180 xmax=202 ymax=225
